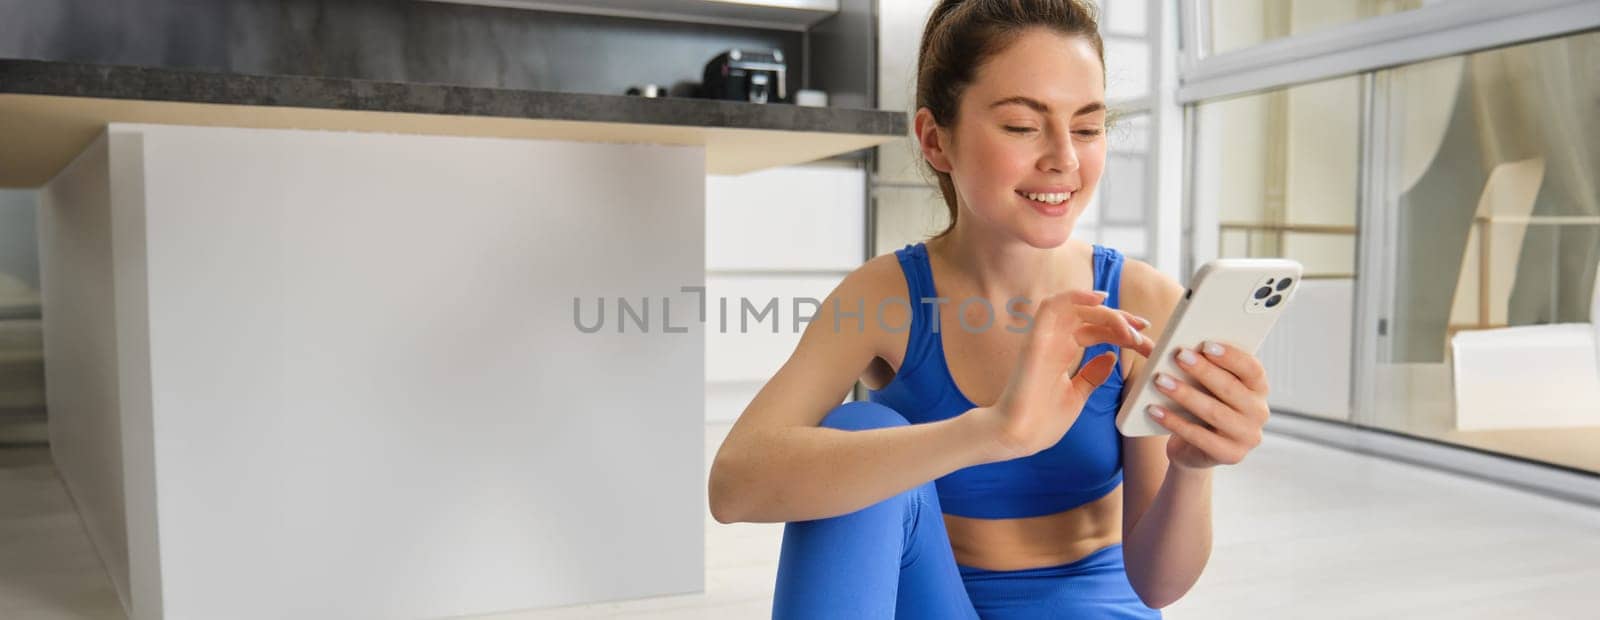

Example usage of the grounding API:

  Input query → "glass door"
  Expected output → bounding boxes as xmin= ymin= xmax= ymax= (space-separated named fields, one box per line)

xmin=1359 ymin=32 xmax=1600 ymax=473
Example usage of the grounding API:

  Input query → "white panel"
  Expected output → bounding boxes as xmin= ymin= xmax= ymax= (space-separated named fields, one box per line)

xmin=705 ymin=274 xmax=847 ymax=384
xmin=876 ymin=0 xmax=938 ymax=186
xmin=1259 ymin=278 xmax=1354 ymax=420
xmin=1151 ymin=0 xmax=1186 ymax=279
xmin=1104 ymin=0 xmax=1148 ymax=36
xmin=38 ymin=132 xmax=136 ymax=612
xmin=1105 ymin=37 xmax=1152 ymax=101
xmin=1100 ymin=225 xmax=1149 ymax=259
xmin=875 ymin=137 xmax=928 ymax=186
xmin=106 ymin=128 xmax=164 ymax=620
xmin=1071 ymin=224 xmax=1098 ymax=245
xmin=707 ymin=164 xmax=864 ymax=271
xmin=873 ymin=184 xmax=948 ymax=257
xmin=706 ymin=380 xmax=765 ymax=424
xmin=707 ymin=379 xmax=851 ymax=424
xmin=121 ymin=124 xmax=703 ymax=619
xmin=1451 ymin=324 xmax=1600 ymax=430
xmin=877 ymin=0 xmax=939 ymax=113
xmin=1079 ymin=187 xmax=1102 ymax=226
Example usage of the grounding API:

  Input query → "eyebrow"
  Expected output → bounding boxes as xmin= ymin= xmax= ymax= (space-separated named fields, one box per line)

xmin=988 ymin=96 xmax=1105 ymax=117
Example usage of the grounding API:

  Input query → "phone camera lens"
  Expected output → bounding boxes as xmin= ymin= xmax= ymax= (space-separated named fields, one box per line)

xmin=1254 ymin=286 xmax=1272 ymax=300
xmin=1276 ymin=277 xmax=1294 ymax=291
xmin=1266 ymin=294 xmax=1283 ymax=308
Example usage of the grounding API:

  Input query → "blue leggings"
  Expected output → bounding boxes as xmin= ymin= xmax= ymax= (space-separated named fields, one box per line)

xmin=771 ymin=401 xmax=1161 ymax=619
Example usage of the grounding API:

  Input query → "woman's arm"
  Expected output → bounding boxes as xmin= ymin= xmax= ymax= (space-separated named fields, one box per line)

xmin=1121 ymin=436 xmax=1214 ymax=609
xmin=711 ymin=256 xmax=1040 ymax=524
xmin=1115 ymin=259 xmax=1271 ymax=609
xmin=710 ymin=260 xmax=1005 ymax=524
xmin=711 ymin=401 xmax=1006 ymax=524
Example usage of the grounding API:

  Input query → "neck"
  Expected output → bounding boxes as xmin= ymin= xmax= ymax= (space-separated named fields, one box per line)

xmin=928 ymin=220 xmax=1081 ymax=306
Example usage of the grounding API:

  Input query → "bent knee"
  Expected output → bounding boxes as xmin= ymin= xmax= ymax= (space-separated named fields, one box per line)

xmin=819 ymin=401 xmax=910 ymax=432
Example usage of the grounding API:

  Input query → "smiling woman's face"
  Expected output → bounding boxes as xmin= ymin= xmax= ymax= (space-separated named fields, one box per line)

xmin=922 ymin=27 xmax=1107 ymax=248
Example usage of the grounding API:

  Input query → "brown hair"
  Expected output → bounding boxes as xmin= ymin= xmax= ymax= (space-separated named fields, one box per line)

xmin=915 ymin=0 xmax=1106 ymax=240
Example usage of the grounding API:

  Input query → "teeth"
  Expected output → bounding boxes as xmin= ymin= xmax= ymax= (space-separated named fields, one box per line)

xmin=1021 ymin=191 xmax=1071 ymax=205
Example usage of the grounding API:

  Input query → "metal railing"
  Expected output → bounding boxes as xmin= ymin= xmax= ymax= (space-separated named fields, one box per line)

xmin=1218 ymin=221 xmax=1359 ymax=279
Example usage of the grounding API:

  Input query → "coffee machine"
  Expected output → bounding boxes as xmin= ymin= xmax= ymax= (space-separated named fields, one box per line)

xmin=702 ymin=49 xmax=788 ymax=104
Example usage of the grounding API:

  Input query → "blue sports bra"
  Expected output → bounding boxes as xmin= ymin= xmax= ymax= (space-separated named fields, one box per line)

xmin=867 ymin=242 xmax=1127 ymax=519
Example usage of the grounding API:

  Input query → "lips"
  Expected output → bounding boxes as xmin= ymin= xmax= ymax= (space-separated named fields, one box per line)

xmin=1016 ymin=189 xmax=1073 ymax=205
xmin=1017 ymin=190 xmax=1070 ymax=216
xmin=1015 ymin=189 xmax=1076 ymax=217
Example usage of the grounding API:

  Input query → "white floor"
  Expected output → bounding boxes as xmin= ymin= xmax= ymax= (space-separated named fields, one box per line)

xmin=4 ymin=422 xmax=1599 ymax=619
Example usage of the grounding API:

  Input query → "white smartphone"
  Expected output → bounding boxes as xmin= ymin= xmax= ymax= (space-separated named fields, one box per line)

xmin=1115 ymin=258 xmax=1304 ymax=437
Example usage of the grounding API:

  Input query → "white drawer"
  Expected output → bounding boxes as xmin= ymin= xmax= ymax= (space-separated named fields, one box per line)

xmin=707 ymin=164 xmax=865 ymax=271
xmin=872 ymin=184 xmax=947 ymax=256
xmin=704 ymin=273 xmax=848 ymax=384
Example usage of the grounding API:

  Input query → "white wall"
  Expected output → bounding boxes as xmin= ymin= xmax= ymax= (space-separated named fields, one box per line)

xmin=43 ymin=123 xmax=707 ymax=619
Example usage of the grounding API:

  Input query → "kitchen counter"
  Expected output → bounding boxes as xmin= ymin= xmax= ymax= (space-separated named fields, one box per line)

xmin=0 ymin=58 xmax=906 ymax=185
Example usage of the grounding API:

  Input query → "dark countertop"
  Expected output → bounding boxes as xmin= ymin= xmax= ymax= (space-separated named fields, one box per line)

xmin=0 ymin=58 xmax=906 ymax=137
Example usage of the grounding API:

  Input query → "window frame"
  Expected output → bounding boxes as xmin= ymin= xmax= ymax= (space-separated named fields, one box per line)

xmin=1179 ymin=0 xmax=1600 ymax=104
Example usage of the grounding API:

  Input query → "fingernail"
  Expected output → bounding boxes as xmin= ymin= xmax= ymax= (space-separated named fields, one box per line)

xmin=1203 ymin=341 xmax=1224 ymax=356
xmin=1146 ymin=405 xmax=1165 ymax=419
xmin=1178 ymin=349 xmax=1199 ymax=366
xmin=1127 ymin=326 xmax=1140 ymax=342
xmin=1155 ymin=373 xmax=1177 ymax=391
xmin=1134 ymin=316 xmax=1151 ymax=329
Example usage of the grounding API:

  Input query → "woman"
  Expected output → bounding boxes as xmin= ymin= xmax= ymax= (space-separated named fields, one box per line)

xmin=708 ymin=1 xmax=1271 ymax=617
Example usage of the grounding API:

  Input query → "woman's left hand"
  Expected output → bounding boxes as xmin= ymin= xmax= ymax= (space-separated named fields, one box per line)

xmin=1144 ymin=342 xmax=1270 ymax=469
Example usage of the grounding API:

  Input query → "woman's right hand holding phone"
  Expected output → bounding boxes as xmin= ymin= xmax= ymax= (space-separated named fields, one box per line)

xmin=971 ymin=290 xmax=1154 ymax=462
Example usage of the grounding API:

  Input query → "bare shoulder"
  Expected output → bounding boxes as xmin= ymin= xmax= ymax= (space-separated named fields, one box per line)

xmin=854 ymin=249 xmax=911 ymax=297
xmin=840 ymin=250 xmax=912 ymax=361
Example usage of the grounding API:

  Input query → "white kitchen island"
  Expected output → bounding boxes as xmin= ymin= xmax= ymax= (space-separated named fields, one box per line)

xmin=0 ymin=59 xmax=903 ymax=620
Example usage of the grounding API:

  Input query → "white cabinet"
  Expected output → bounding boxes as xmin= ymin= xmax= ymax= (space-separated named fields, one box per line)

xmin=41 ymin=125 xmax=707 ymax=619
xmin=707 ymin=163 xmax=865 ymax=271
xmin=704 ymin=163 xmax=864 ymax=421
